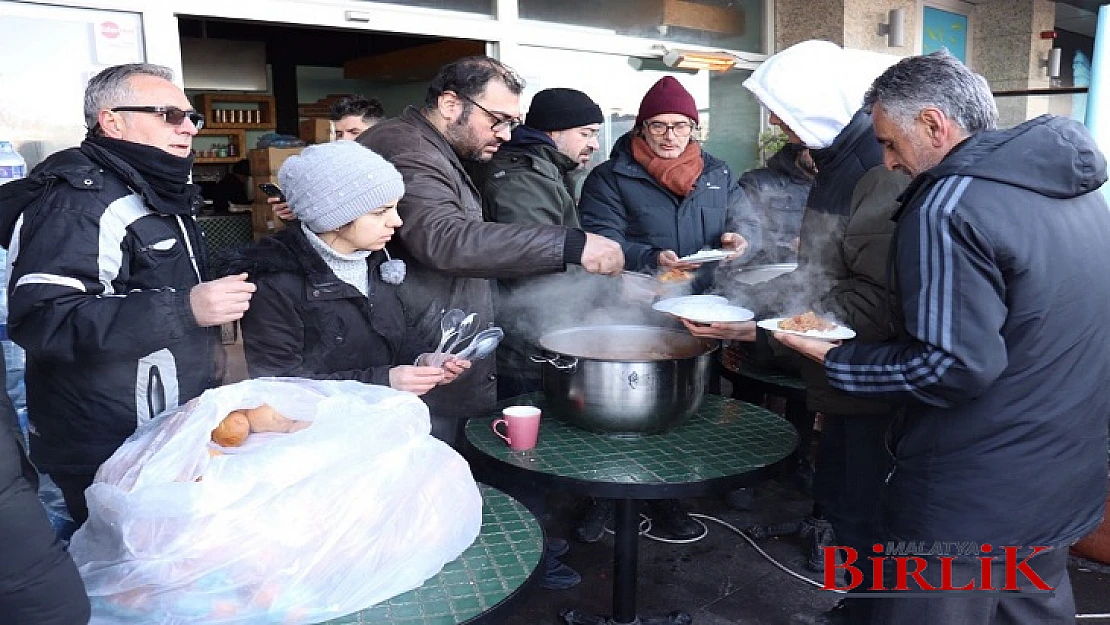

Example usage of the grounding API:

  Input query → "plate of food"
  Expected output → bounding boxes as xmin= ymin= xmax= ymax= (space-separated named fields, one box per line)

xmin=652 ymin=294 xmax=728 ymax=315
xmin=657 ymin=267 xmax=695 ymax=283
xmin=678 ymin=249 xmax=732 ymax=264
xmin=757 ymin=311 xmax=856 ymax=341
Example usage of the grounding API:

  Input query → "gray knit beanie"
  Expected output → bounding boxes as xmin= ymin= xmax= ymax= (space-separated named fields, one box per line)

xmin=279 ymin=141 xmax=405 ymax=233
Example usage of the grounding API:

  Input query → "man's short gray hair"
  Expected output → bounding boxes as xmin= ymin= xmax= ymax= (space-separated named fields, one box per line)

xmin=84 ymin=63 xmax=175 ymax=134
xmin=863 ymin=51 xmax=998 ymax=134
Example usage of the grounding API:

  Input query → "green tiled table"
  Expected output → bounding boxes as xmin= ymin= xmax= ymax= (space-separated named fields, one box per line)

xmin=719 ymin=347 xmax=813 ymax=475
xmin=320 ymin=484 xmax=543 ymax=625
xmin=465 ymin=394 xmax=797 ymax=625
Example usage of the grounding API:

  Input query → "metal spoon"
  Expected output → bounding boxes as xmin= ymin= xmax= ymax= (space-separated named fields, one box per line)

xmin=447 ymin=312 xmax=479 ymax=355
xmin=455 ymin=327 xmax=504 ymax=361
xmin=433 ymin=309 xmax=466 ymax=357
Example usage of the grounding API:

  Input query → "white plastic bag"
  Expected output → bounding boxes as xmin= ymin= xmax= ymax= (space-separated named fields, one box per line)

xmin=69 ymin=378 xmax=482 ymax=625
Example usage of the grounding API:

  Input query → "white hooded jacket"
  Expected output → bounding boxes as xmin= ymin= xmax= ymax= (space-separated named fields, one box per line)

xmin=743 ymin=40 xmax=900 ymax=148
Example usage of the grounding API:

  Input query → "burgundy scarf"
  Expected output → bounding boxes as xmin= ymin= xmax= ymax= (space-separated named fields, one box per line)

xmin=631 ymin=135 xmax=704 ymax=197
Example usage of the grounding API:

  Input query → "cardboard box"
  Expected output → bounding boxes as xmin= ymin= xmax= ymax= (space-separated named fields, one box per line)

xmin=250 ymin=201 xmax=286 ymax=239
xmin=248 ymin=147 xmax=302 ymax=177
xmin=299 ymin=118 xmax=333 ymax=145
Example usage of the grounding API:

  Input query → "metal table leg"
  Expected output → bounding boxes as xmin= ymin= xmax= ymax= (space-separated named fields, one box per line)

xmin=561 ymin=498 xmax=692 ymax=625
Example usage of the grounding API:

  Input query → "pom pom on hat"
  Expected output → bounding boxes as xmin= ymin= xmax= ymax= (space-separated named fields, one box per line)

xmin=636 ymin=76 xmax=699 ymax=126
xmin=278 ymin=141 xmax=405 ymax=233
xmin=525 ymin=88 xmax=604 ymax=131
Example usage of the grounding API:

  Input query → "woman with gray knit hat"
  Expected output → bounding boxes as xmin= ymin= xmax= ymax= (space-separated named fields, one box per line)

xmin=225 ymin=140 xmax=469 ymax=395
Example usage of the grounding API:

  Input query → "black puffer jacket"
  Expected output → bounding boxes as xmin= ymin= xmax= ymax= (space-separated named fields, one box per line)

xmin=0 ymin=348 xmax=90 ymax=624
xmin=727 ymin=110 xmax=906 ymax=415
xmin=222 ymin=225 xmax=425 ymax=383
xmin=579 ymin=132 xmax=760 ymax=272
xmin=0 ymin=142 xmax=219 ymax=474
xmin=739 ymin=143 xmax=813 ymax=264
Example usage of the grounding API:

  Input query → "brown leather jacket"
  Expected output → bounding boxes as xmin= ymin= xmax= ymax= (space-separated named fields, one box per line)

xmin=358 ymin=107 xmax=571 ymax=420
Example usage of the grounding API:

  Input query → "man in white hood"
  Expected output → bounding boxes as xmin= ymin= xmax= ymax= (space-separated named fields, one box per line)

xmin=687 ymin=40 xmax=909 ymax=625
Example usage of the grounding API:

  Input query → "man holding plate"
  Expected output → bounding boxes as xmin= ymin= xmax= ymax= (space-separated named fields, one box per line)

xmin=682 ymin=41 xmax=908 ymax=625
xmin=775 ymin=52 xmax=1110 ymax=625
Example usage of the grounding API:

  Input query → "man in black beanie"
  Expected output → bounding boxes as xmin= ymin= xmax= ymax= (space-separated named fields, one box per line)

xmin=468 ymin=87 xmax=604 ymax=400
xmin=466 ymin=87 xmax=605 ymax=591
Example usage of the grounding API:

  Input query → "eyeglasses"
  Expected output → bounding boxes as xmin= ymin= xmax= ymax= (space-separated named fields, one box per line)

xmin=111 ymin=106 xmax=205 ymax=130
xmin=458 ymin=94 xmax=521 ymax=133
xmin=644 ymin=121 xmax=695 ymax=137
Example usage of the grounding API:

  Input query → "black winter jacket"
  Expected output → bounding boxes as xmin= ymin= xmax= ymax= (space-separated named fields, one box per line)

xmin=730 ymin=111 xmax=905 ymax=415
xmin=223 ymin=225 xmax=425 ymax=383
xmin=579 ymin=132 xmax=760 ymax=272
xmin=739 ymin=143 xmax=813 ymax=265
xmin=827 ymin=115 xmax=1110 ymax=547
xmin=0 ymin=347 xmax=90 ymax=624
xmin=0 ymin=142 xmax=219 ymax=474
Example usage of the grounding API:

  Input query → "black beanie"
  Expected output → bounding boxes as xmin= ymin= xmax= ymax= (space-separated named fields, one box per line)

xmin=525 ymin=88 xmax=604 ymax=131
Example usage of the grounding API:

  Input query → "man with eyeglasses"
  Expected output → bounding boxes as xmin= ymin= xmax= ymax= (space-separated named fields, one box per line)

xmin=359 ymin=57 xmax=623 ymax=447
xmin=466 ymin=87 xmax=605 ymax=402
xmin=576 ymin=75 xmax=762 ymax=543
xmin=0 ymin=63 xmax=256 ymax=528
xmin=580 ymin=76 xmax=760 ymax=280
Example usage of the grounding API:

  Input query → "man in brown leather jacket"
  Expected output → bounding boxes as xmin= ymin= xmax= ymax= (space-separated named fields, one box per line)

xmin=358 ymin=56 xmax=623 ymax=445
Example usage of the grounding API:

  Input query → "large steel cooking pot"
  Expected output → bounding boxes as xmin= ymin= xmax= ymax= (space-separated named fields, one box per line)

xmin=531 ymin=325 xmax=717 ymax=435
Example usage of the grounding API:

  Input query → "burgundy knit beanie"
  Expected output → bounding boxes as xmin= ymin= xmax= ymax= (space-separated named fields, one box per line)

xmin=636 ymin=76 xmax=699 ymax=126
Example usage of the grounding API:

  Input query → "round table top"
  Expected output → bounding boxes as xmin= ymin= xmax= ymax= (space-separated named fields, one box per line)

xmin=465 ymin=393 xmax=797 ymax=499
xmin=320 ymin=484 xmax=542 ymax=625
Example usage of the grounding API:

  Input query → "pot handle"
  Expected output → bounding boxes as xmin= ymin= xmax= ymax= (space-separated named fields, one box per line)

xmin=529 ymin=353 xmax=579 ymax=372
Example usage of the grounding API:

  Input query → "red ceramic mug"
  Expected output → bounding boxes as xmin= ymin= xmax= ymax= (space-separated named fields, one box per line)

xmin=491 ymin=406 xmax=542 ymax=451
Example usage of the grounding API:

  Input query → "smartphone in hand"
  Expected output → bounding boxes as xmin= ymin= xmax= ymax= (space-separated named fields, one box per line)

xmin=258 ymin=183 xmax=286 ymax=203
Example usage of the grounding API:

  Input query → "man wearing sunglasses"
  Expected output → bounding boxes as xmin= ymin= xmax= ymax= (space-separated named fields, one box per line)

xmin=359 ymin=57 xmax=624 ymax=447
xmin=0 ymin=63 xmax=256 ymax=529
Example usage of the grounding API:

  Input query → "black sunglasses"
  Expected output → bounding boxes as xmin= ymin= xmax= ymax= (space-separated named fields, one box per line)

xmin=457 ymin=94 xmax=521 ymax=133
xmin=111 ymin=106 xmax=205 ymax=130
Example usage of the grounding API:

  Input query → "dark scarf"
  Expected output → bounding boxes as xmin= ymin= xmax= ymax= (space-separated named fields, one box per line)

xmin=631 ymin=135 xmax=704 ymax=197
xmin=82 ymin=136 xmax=201 ymax=216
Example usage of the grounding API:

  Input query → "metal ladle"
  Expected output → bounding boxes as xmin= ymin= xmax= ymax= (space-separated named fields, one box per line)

xmin=455 ymin=327 xmax=504 ymax=361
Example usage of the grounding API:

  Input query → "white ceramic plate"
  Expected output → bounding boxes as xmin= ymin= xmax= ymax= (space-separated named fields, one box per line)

xmin=678 ymin=249 xmax=733 ymax=264
xmin=652 ymin=294 xmax=728 ymax=315
xmin=671 ymin=303 xmax=755 ymax=324
xmin=757 ymin=317 xmax=856 ymax=341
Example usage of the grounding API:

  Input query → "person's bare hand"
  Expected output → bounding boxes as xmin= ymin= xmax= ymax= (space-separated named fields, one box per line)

xmin=440 ymin=358 xmax=471 ymax=384
xmin=720 ymin=232 xmax=749 ymax=259
xmin=268 ymin=196 xmax=295 ymax=221
xmin=680 ymin=318 xmax=756 ymax=341
xmin=581 ymin=233 xmax=624 ymax=276
xmin=773 ymin=332 xmax=838 ymax=363
xmin=389 ymin=365 xmax=446 ymax=395
xmin=189 ymin=273 xmax=255 ymax=327
xmin=657 ymin=250 xmax=697 ymax=271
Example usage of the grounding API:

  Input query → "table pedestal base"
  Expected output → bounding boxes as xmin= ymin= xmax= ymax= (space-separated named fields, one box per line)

xmin=560 ymin=608 xmax=693 ymax=625
xmin=560 ymin=499 xmax=694 ymax=625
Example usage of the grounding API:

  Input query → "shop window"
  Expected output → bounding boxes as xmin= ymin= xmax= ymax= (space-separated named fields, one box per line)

xmin=0 ymin=1 xmax=144 ymax=168
xmin=356 ymin=0 xmax=493 ymax=15
xmin=518 ymin=0 xmax=762 ymax=52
